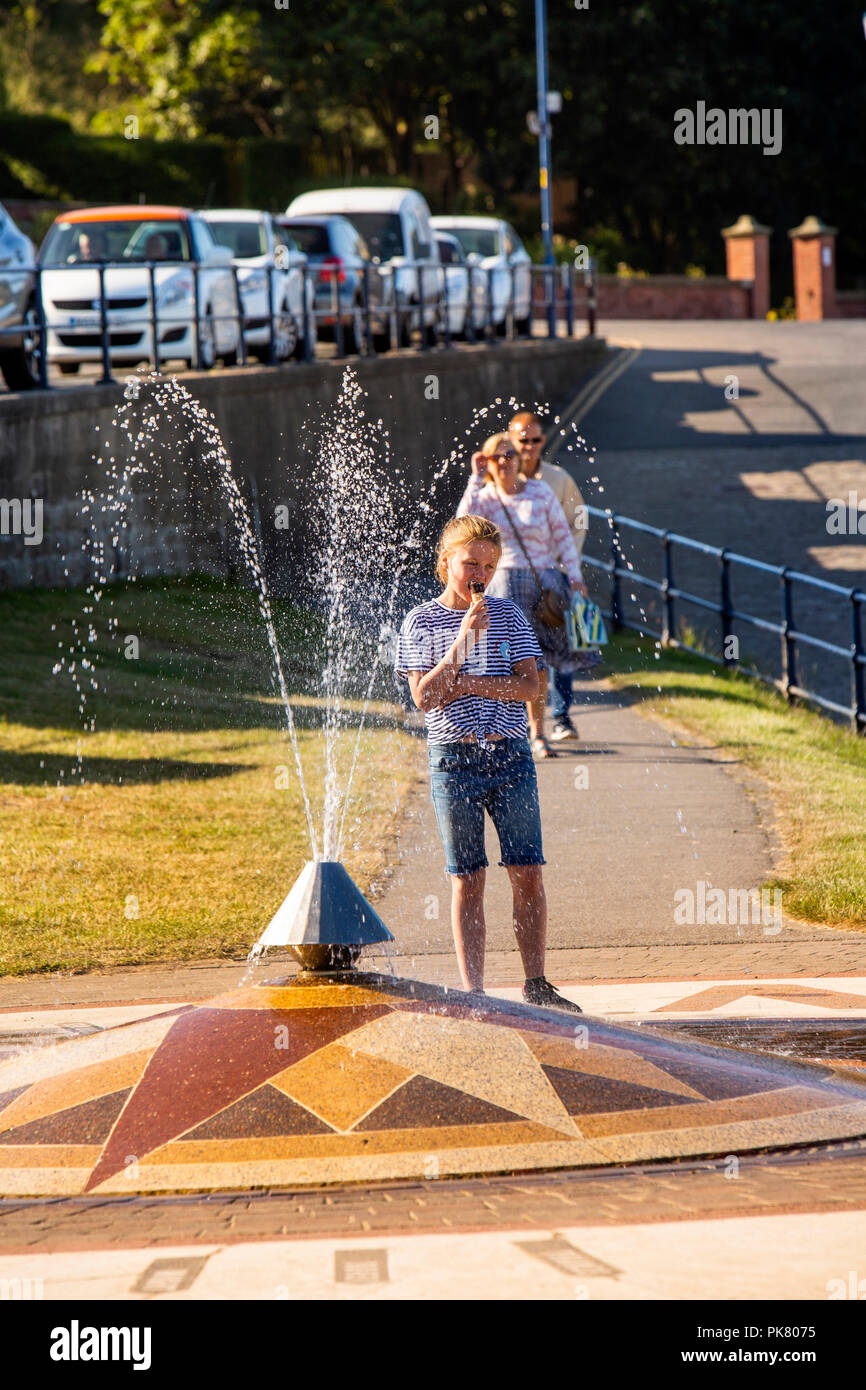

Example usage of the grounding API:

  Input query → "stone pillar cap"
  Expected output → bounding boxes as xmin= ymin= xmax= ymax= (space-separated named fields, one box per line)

xmin=788 ymin=215 xmax=837 ymax=239
xmin=721 ymin=214 xmax=771 ymax=238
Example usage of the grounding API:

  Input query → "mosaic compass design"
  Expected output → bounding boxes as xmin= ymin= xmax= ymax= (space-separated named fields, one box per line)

xmin=1 ymin=975 xmax=865 ymax=1195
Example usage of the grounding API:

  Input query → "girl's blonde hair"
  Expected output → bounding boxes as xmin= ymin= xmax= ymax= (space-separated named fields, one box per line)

xmin=436 ymin=514 xmax=501 ymax=585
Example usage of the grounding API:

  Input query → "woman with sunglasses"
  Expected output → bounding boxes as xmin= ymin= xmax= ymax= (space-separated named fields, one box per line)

xmin=509 ymin=410 xmax=596 ymax=743
xmin=457 ymin=432 xmax=585 ymax=759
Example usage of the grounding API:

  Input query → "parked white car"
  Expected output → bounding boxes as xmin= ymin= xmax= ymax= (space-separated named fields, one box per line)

xmin=433 ymin=232 xmax=470 ymax=339
xmin=38 ymin=205 xmax=240 ymax=373
xmin=430 ymin=215 xmax=532 ymax=332
xmin=200 ymin=209 xmax=315 ymax=362
xmin=0 ymin=203 xmax=38 ymax=390
xmin=286 ymin=187 xmax=442 ymax=348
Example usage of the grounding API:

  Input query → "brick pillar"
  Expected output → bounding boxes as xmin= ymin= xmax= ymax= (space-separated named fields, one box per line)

xmin=721 ymin=214 xmax=771 ymax=318
xmin=788 ymin=216 xmax=838 ymax=321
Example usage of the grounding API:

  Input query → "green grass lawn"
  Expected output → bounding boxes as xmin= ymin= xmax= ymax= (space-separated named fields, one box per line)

xmin=603 ymin=630 xmax=866 ymax=932
xmin=0 ymin=576 xmax=423 ymax=975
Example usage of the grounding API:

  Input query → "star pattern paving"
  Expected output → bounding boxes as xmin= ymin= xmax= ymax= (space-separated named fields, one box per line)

xmin=1 ymin=977 xmax=865 ymax=1195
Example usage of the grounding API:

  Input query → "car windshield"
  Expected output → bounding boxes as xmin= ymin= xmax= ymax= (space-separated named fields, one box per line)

xmin=282 ymin=223 xmax=332 ymax=257
xmin=40 ymin=219 xmax=191 ymax=265
xmin=448 ymin=227 xmax=499 ymax=259
xmin=436 ymin=238 xmax=462 ymax=265
xmin=204 ymin=220 xmax=266 ymax=259
xmin=337 ymin=212 xmax=404 ymax=261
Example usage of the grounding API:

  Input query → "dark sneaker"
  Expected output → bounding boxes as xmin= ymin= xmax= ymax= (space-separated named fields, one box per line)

xmin=523 ymin=977 xmax=583 ymax=1013
xmin=549 ymin=719 xmax=578 ymax=742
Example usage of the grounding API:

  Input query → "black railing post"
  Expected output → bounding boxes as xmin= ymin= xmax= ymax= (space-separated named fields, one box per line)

xmin=546 ymin=264 xmax=556 ymax=339
xmin=231 ymin=266 xmax=247 ymax=366
xmin=781 ymin=568 xmax=798 ymax=701
xmin=34 ymin=268 xmax=49 ymax=389
xmin=466 ymin=265 xmax=477 ymax=344
xmin=506 ymin=264 xmax=515 ymax=340
xmin=416 ymin=262 xmax=427 ymax=351
xmin=192 ymin=263 xmax=203 ymax=370
xmin=527 ymin=267 xmax=536 ymax=339
xmin=485 ymin=267 xmax=494 ymax=344
xmin=96 ymin=264 xmax=115 ymax=385
xmin=850 ymin=590 xmax=866 ymax=733
xmin=586 ymin=258 xmax=597 ymax=337
xmin=720 ymin=548 xmax=734 ymax=664
xmin=148 ymin=264 xmax=162 ymax=372
xmin=564 ymin=263 xmax=575 ymax=337
xmin=440 ymin=263 xmax=450 ymax=349
xmin=361 ymin=262 xmax=373 ymax=355
xmin=610 ymin=521 xmax=623 ymax=630
xmin=331 ymin=266 xmax=344 ymax=358
xmin=301 ymin=263 xmax=313 ymax=362
xmin=661 ymin=532 xmax=675 ymax=645
xmin=388 ymin=267 xmax=399 ymax=350
xmin=267 ymin=264 xmax=277 ymax=364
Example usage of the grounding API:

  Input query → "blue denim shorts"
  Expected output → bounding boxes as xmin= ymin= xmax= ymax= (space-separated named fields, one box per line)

xmin=427 ymin=736 xmax=545 ymax=877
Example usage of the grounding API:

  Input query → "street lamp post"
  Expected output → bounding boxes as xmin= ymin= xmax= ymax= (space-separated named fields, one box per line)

xmin=534 ymin=0 xmax=556 ymax=335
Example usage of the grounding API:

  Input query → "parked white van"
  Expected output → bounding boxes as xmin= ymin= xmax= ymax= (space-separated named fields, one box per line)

xmin=286 ymin=187 xmax=441 ymax=348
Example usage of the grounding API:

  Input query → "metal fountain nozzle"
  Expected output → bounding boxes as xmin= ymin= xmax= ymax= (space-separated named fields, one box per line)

xmin=250 ymin=860 xmax=394 ymax=974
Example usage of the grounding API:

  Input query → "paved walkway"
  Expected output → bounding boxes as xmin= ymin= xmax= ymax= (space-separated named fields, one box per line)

xmin=2 ymin=675 xmax=864 ymax=1017
xmin=2 ymin=1146 xmax=866 ymax=1298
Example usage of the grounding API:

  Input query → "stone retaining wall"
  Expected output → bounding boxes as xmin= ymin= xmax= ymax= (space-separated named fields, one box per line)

xmin=0 ymin=336 xmax=607 ymax=591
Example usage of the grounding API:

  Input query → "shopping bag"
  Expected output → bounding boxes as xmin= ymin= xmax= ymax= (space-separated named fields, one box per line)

xmin=567 ymin=595 xmax=608 ymax=651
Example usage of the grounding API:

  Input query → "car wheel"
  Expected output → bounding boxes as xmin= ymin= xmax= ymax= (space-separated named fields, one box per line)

xmin=58 ymin=362 xmax=81 ymax=375
xmin=293 ymin=294 xmax=316 ymax=360
xmin=197 ymin=308 xmax=217 ymax=370
xmin=399 ymin=303 xmax=413 ymax=348
xmin=0 ymin=302 xmax=42 ymax=390
xmin=422 ymin=317 xmax=438 ymax=347
xmin=273 ymin=301 xmax=298 ymax=362
xmin=343 ymin=302 xmax=367 ymax=355
xmin=515 ymin=314 xmax=531 ymax=336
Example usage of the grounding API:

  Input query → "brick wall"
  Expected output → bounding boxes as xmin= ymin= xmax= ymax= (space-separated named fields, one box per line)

xmin=593 ymin=275 xmax=751 ymax=319
xmin=539 ymin=275 xmax=752 ymax=320
xmin=835 ymin=292 xmax=866 ymax=319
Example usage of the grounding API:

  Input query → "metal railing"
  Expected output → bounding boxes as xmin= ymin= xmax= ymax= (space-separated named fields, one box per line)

xmin=582 ymin=505 xmax=866 ymax=732
xmin=0 ymin=258 xmax=596 ymax=390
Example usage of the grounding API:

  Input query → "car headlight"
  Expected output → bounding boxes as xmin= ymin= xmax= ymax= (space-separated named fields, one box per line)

xmin=156 ymin=272 xmax=193 ymax=306
xmin=239 ymin=268 xmax=268 ymax=295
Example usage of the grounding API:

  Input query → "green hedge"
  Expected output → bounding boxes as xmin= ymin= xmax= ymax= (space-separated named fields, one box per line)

xmin=0 ymin=115 xmax=354 ymax=211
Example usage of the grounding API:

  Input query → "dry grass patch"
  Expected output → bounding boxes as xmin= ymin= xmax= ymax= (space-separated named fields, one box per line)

xmin=0 ymin=577 xmax=423 ymax=974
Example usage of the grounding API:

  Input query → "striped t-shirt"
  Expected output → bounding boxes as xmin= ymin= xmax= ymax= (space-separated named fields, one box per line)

xmin=395 ymin=595 xmax=543 ymax=745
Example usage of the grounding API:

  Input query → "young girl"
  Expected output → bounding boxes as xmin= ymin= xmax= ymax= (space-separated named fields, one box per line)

xmin=394 ymin=513 xmax=582 ymax=1012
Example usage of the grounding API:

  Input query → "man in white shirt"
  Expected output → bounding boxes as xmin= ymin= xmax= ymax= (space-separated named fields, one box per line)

xmin=509 ymin=411 xmax=588 ymax=741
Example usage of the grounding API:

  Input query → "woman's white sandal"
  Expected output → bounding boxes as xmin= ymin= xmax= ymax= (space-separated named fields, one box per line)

xmin=530 ymin=735 xmax=556 ymax=759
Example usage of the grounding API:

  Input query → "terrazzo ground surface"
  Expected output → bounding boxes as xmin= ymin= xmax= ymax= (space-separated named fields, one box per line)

xmin=1 ymin=973 xmax=865 ymax=1198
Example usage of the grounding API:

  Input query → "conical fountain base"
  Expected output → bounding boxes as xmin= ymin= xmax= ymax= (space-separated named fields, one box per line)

xmin=250 ymin=860 xmax=394 ymax=970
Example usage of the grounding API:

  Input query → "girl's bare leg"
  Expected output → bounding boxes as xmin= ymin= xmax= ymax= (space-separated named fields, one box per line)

xmin=506 ymin=864 xmax=547 ymax=979
xmin=527 ymin=668 xmax=549 ymax=743
xmin=451 ymin=867 xmax=486 ymax=990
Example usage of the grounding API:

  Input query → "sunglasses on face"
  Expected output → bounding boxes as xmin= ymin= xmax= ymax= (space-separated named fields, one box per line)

xmin=491 ymin=452 xmax=517 ymax=462
xmin=517 ymin=435 xmax=543 ymax=444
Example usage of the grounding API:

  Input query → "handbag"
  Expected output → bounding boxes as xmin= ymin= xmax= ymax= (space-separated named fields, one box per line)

xmin=493 ymin=485 xmax=568 ymax=628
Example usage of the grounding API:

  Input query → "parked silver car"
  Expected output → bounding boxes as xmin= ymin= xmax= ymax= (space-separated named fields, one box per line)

xmin=200 ymin=209 xmax=316 ymax=362
xmin=0 ymin=203 xmax=38 ymax=390
xmin=430 ymin=215 xmax=532 ymax=333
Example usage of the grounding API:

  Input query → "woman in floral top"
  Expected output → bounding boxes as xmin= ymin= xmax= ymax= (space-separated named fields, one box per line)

xmin=457 ymin=432 xmax=587 ymax=759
